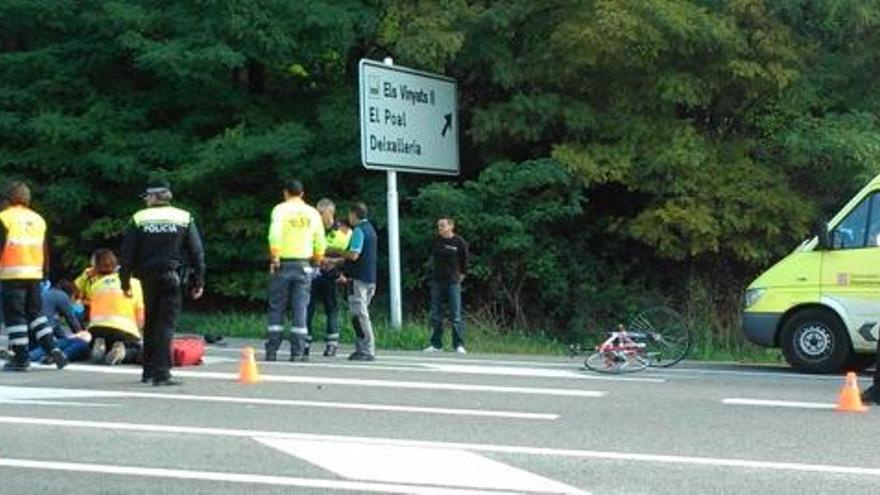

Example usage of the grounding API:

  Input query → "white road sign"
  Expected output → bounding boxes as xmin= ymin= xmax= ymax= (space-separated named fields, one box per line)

xmin=359 ymin=59 xmax=459 ymax=175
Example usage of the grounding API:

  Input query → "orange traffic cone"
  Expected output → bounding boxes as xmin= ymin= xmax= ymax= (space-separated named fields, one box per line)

xmin=238 ymin=347 xmax=261 ymax=384
xmin=835 ymin=371 xmax=867 ymax=412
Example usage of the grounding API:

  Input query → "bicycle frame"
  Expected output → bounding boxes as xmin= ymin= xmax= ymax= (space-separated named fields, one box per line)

xmin=596 ymin=330 xmax=646 ymax=355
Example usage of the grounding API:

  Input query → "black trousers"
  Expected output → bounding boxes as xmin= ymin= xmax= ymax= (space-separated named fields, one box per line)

xmin=90 ymin=326 xmax=143 ymax=364
xmin=141 ymin=273 xmax=181 ymax=380
xmin=3 ymin=279 xmax=55 ymax=356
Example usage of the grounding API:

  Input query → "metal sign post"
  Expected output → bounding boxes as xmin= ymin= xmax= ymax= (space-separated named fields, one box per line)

xmin=359 ymin=57 xmax=459 ymax=329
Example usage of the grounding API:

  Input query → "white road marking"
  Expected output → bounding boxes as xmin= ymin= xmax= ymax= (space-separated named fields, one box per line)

xmin=262 ymin=360 xmax=663 ymax=383
xmin=0 ymin=386 xmax=121 ymax=401
xmin=4 ymin=415 xmax=880 ymax=478
xmin=256 ymin=437 xmax=586 ymax=494
xmin=210 ymin=346 xmax=867 ymax=382
xmin=0 ymin=458 xmax=522 ymax=495
xmin=0 ymin=400 xmax=117 ymax=408
xmin=64 ymin=364 xmax=607 ymax=398
xmin=200 ymin=356 xmax=238 ymax=365
xmin=209 ymin=346 xmax=578 ymax=368
xmin=722 ymin=398 xmax=835 ymax=410
xmin=0 ymin=385 xmax=557 ymax=420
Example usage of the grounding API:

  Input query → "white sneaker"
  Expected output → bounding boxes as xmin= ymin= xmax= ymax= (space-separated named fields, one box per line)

xmin=423 ymin=345 xmax=442 ymax=352
xmin=105 ymin=341 xmax=126 ymax=366
xmin=455 ymin=346 xmax=467 ymax=354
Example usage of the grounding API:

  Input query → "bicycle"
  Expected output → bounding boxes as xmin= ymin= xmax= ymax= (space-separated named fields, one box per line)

xmin=572 ymin=306 xmax=691 ymax=374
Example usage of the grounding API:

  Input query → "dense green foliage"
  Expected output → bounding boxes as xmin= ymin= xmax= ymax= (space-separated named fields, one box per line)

xmin=3 ymin=1 xmax=880 ymax=344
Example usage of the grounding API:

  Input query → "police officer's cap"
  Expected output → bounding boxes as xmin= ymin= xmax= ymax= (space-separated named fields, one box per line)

xmin=141 ymin=178 xmax=172 ymax=199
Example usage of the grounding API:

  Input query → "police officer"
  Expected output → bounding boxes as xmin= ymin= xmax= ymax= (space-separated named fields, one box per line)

xmin=120 ymin=178 xmax=205 ymax=386
xmin=305 ymin=198 xmax=351 ymax=358
xmin=265 ymin=179 xmax=326 ymax=362
xmin=0 ymin=181 xmax=67 ymax=371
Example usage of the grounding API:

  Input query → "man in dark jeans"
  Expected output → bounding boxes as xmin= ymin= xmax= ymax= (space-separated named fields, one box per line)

xmin=120 ymin=178 xmax=205 ymax=386
xmin=423 ymin=217 xmax=469 ymax=354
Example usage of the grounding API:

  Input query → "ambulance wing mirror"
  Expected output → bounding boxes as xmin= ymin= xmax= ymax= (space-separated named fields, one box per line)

xmin=814 ymin=219 xmax=831 ymax=250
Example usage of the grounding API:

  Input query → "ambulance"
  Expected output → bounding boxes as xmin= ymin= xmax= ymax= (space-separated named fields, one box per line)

xmin=742 ymin=174 xmax=880 ymax=373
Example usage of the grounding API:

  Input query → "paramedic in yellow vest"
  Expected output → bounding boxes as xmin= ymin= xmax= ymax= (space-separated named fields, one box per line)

xmin=265 ymin=179 xmax=326 ymax=362
xmin=84 ymin=249 xmax=145 ymax=366
xmin=0 ymin=181 xmax=67 ymax=371
xmin=305 ymin=198 xmax=352 ymax=358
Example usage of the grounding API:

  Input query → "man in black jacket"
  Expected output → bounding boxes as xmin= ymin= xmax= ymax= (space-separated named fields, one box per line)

xmin=423 ymin=216 xmax=469 ymax=354
xmin=120 ymin=178 xmax=205 ymax=386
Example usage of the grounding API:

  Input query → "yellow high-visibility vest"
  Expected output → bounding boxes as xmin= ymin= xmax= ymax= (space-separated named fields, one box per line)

xmin=268 ymin=198 xmax=326 ymax=259
xmin=0 ymin=206 xmax=46 ymax=280
xmin=85 ymin=272 xmax=144 ymax=339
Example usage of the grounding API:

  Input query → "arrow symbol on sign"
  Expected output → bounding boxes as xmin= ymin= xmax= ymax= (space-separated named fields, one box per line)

xmin=441 ymin=113 xmax=452 ymax=137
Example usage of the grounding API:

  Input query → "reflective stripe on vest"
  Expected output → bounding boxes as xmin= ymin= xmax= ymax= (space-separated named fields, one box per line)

xmin=133 ymin=206 xmax=191 ymax=229
xmin=0 ymin=206 xmax=46 ymax=280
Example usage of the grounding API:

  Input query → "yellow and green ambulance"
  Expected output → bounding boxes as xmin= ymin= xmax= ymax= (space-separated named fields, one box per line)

xmin=742 ymin=174 xmax=880 ymax=373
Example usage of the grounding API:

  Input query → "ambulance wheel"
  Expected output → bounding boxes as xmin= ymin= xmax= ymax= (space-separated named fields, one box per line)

xmin=780 ymin=308 xmax=850 ymax=374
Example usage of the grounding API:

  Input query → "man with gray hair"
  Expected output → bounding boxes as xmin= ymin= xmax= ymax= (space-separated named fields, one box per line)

xmin=305 ymin=199 xmax=351 ymax=358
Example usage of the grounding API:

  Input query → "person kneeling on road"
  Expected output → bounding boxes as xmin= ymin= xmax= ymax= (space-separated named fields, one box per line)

xmin=83 ymin=249 xmax=145 ymax=366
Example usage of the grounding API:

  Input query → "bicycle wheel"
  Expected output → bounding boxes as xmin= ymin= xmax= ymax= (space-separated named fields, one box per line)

xmin=585 ymin=351 xmax=649 ymax=373
xmin=628 ymin=306 xmax=690 ymax=367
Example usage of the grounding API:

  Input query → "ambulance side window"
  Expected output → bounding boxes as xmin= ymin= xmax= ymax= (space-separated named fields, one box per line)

xmin=832 ymin=194 xmax=876 ymax=249
xmin=869 ymin=194 xmax=880 ymax=247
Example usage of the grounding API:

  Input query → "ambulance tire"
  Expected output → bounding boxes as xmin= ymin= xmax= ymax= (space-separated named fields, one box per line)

xmin=780 ymin=309 xmax=850 ymax=374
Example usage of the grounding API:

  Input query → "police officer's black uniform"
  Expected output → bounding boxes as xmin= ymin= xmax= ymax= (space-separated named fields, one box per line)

xmin=120 ymin=179 xmax=205 ymax=386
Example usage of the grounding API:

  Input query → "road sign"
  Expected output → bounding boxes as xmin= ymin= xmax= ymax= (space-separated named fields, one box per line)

xmin=359 ymin=59 xmax=459 ymax=175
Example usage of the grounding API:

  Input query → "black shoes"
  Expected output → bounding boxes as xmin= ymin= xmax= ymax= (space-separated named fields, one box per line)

xmin=50 ymin=348 xmax=68 ymax=370
xmin=153 ymin=377 xmax=183 ymax=386
xmin=347 ymin=351 xmax=375 ymax=362
xmin=265 ymin=350 xmax=277 ymax=362
xmin=3 ymin=359 xmax=29 ymax=372
xmin=3 ymin=347 xmax=29 ymax=372
xmin=323 ymin=345 xmax=338 ymax=357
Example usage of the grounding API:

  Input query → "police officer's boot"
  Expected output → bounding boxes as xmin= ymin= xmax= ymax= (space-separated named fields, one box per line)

xmin=265 ymin=334 xmax=281 ymax=362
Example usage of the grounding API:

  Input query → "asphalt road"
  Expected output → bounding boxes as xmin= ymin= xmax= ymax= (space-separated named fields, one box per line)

xmin=1 ymin=338 xmax=879 ymax=494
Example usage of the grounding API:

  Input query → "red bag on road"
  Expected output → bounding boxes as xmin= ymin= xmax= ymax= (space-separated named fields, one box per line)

xmin=172 ymin=335 xmax=205 ymax=366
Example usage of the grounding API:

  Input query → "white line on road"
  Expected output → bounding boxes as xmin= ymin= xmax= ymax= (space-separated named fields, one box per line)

xmin=0 ymin=458 xmax=524 ymax=495
xmin=64 ymin=364 xmax=608 ymax=398
xmin=722 ymin=398 xmax=835 ymax=410
xmin=208 ymin=347 xmax=664 ymax=383
xmin=0 ymin=385 xmax=557 ymax=420
xmin=210 ymin=346 xmax=578 ymax=368
xmin=210 ymin=346 xmax=877 ymax=382
xmin=4 ymin=415 xmax=880 ymax=478
xmin=0 ymin=399 xmax=118 ymax=408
